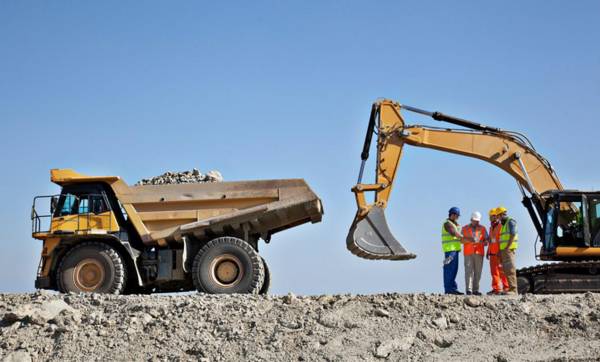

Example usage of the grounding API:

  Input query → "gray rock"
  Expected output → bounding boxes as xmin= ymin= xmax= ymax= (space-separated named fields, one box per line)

xmin=464 ymin=296 xmax=481 ymax=308
xmin=434 ymin=336 xmax=453 ymax=348
xmin=283 ymin=293 xmax=297 ymax=305
xmin=3 ymin=300 xmax=79 ymax=325
xmin=206 ymin=170 xmax=223 ymax=182
xmin=2 ymin=351 xmax=32 ymax=362
xmin=448 ymin=314 xmax=460 ymax=323
xmin=141 ymin=313 xmax=153 ymax=325
xmin=375 ymin=336 xmax=414 ymax=358
xmin=136 ymin=169 xmax=224 ymax=186
xmin=432 ymin=316 xmax=448 ymax=329
xmin=317 ymin=313 xmax=340 ymax=328
xmin=278 ymin=319 xmax=302 ymax=330
xmin=374 ymin=308 xmax=390 ymax=317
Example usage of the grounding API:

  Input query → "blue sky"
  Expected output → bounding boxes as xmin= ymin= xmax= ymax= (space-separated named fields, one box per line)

xmin=1 ymin=1 xmax=599 ymax=294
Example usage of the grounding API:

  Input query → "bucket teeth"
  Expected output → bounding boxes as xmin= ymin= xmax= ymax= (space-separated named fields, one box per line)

xmin=346 ymin=206 xmax=416 ymax=261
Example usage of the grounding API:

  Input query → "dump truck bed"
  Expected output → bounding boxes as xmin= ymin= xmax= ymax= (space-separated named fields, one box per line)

xmin=124 ymin=179 xmax=323 ymax=246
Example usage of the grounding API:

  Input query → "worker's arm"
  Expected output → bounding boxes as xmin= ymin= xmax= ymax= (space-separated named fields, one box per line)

xmin=445 ymin=222 xmax=464 ymax=242
xmin=505 ymin=219 xmax=518 ymax=250
xmin=483 ymin=227 xmax=489 ymax=246
xmin=484 ymin=227 xmax=493 ymax=259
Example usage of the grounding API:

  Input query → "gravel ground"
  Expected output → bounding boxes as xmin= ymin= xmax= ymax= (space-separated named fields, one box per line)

xmin=1 ymin=292 xmax=599 ymax=361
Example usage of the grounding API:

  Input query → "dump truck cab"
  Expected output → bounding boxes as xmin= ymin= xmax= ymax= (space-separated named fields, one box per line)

xmin=32 ymin=169 xmax=323 ymax=295
xmin=36 ymin=184 xmax=119 ymax=236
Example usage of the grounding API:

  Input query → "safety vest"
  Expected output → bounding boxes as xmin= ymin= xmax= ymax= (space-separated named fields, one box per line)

xmin=488 ymin=222 xmax=502 ymax=254
xmin=499 ymin=218 xmax=519 ymax=250
xmin=441 ymin=219 xmax=462 ymax=252
xmin=462 ymin=224 xmax=486 ymax=256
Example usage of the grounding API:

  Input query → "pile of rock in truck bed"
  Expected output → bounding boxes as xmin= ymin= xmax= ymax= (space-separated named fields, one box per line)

xmin=136 ymin=169 xmax=223 ymax=186
xmin=1 ymin=292 xmax=600 ymax=361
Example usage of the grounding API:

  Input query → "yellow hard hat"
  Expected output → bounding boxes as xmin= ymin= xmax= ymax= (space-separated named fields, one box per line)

xmin=496 ymin=206 xmax=508 ymax=215
xmin=489 ymin=208 xmax=498 ymax=216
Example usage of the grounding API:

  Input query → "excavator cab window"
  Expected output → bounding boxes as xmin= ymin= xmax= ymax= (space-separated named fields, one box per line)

xmin=551 ymin=198 xmax=585 ymax=247
xmin=587 ymin=197 xmax=600 ymax=247
xmin=544 ymin=205 xmax=557 ymax=250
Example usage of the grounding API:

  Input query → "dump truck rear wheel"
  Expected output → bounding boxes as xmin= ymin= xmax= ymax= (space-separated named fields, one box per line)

xmin=192 ymin=237 xmax=264 ymax=294
xmin=56 ymin=242 xmax=126 ymax=294
xmin=259 ymin=257 xmax=271 ymax=295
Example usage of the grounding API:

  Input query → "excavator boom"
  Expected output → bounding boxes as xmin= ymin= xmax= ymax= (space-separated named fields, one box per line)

xmin=347 ymin=99 xmax=563 ymax=261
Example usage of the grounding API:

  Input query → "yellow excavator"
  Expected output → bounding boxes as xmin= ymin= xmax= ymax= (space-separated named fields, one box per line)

xmin=347 ymin=99 xmax=600 ymax=293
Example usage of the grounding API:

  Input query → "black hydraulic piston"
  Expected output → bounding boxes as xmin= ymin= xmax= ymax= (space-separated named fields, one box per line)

xmin=402 ymin=104 xmax=502 ymax=133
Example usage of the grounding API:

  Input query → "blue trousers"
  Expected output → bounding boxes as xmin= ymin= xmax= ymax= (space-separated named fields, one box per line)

xmin=443 ymin=251 xmax=460 ymax=293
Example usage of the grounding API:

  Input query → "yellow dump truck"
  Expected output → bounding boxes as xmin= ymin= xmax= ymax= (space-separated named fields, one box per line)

xmin=31 ymin=169 xmax=323 ymax=294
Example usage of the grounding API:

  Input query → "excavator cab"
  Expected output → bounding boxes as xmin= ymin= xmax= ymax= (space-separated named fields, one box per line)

xmin=540 ymin=191 xmax=600 ymax=259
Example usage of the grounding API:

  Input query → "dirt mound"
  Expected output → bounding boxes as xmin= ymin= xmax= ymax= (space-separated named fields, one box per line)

xmin=1 ymin=292 xmax=600 ymax=361
xmin=136 ymin=169 xmax=223 ymax=186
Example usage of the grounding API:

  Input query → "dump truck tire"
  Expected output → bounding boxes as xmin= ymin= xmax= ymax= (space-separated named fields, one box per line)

xmin=56 ymin=242 xmax=126 ymax=294
xmin=259 ymin=257 xmax=271 ymax=295
xmin=192 ymin=237 xmax=264 ymax=294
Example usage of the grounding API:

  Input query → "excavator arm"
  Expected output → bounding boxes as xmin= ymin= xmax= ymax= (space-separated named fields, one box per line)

xmin=347 ymin=99 xmax=564 ymax=260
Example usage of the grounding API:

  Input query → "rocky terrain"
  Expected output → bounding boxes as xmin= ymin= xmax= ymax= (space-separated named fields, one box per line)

xmin=1 ymin=292 xmax=600 ymax=361
xmin=136 ymin=169 xmax=223 ymax=186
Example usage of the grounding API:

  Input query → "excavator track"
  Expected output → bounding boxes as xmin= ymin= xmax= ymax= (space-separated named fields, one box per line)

xmin=517 ymin=260 xmax=600 ymax=294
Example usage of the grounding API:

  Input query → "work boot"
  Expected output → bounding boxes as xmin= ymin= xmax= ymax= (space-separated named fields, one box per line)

xmin=487 ymin=290 xmax=500 ymax=295
xmin=448 ymin=291 xmax=464 ymax=295
xmin=473 ymin=291 xmax=482 ymax=296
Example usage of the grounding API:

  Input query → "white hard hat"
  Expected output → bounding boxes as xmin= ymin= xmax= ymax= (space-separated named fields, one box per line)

xmin=471 ymin=211 xmax=482 ymax=221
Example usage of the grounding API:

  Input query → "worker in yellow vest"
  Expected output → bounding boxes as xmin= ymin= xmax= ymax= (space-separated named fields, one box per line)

xmin=497 ymin=206 xmax=519 ymax=295
xmin=441 ymin=207 xmax=464 ymax=295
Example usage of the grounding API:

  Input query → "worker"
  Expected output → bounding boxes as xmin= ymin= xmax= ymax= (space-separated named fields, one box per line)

xmin=497 ymin=206 xmax=519 ymax=295
xmin=441 ymin=207 xmax=464 ymax=295
xmin=486 ymin=208 xmax=509 ymax=295
xmin=461 ymin=211 xmax=487 ymax=295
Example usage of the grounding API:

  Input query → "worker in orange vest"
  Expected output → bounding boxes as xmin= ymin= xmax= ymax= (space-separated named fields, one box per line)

xmin=461 ymin=212 xmax=487 ymax=295
xmin=486 ymin=207 xmax=509 ymax=295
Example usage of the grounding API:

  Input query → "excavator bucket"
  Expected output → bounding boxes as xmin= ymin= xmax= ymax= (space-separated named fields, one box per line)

xmin=346 ymin=206 xmax=416 ymax=260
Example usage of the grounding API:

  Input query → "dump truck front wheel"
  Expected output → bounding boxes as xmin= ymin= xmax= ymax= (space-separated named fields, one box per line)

xmin=192 ymin=237 xmax=264 ymax=294
xmin=56 ymin=242 xmax=127 ymax=294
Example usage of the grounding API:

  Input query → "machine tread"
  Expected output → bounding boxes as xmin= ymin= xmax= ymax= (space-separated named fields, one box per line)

xmin=517 ymin=260 xmax=600 ymax=294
